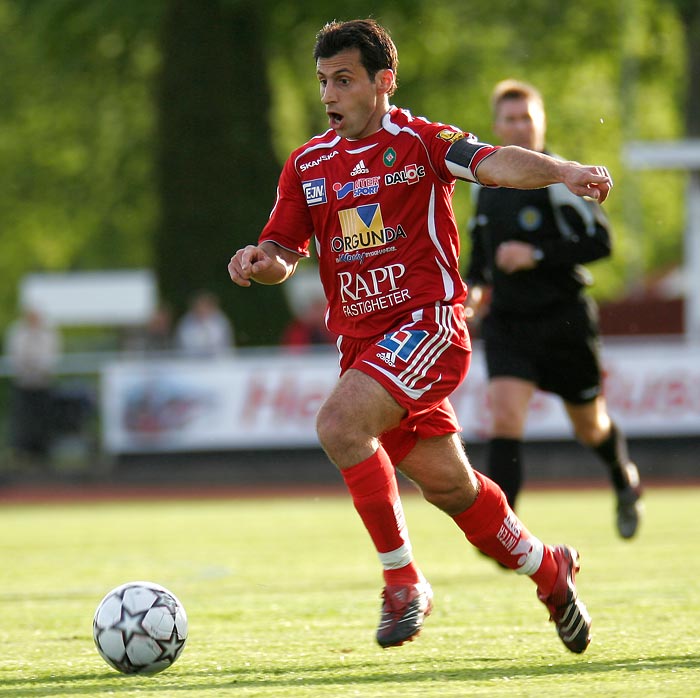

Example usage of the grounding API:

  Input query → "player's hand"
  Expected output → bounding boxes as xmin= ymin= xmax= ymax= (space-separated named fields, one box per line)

xmin=228 ymin=245 xmax=273 ymax=287
xmin=564 ymin=165 xmax=613 ymax=204
xmin=496 ymin=241 xmax=538 ymax=273
xmin=464 ymin=285 xmax=485 ymax=321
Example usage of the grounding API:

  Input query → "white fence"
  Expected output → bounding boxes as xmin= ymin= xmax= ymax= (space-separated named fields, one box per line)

xmin=100 ymin=339 xmax=700 ymax=455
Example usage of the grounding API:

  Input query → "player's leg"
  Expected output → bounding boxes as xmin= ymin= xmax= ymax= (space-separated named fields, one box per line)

xmin=317 ymin=305 xmax=474 ymax=648
xmin=316 ymin=368 xmax=416 ymax=572
xmin=565 ymin=396 xmax=643 ymax=539
xmin=480 ymin=311 xmax=537 ymax=510
xmin=487 ymin=376 xmax=535 ymax=508
xmin=315 ymin=368 xmax=431 ymax=647
xmin=549 ymin=294 xmax=642 ymax=538
xmin=400 ymin=433 xmax=551 ymax=573
xmin=398 ymin=434 xmax=592 ymax=653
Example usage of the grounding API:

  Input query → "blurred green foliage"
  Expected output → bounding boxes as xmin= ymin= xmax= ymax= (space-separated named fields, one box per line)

xmin=0 ymin=0 xmax=162 ymax=334
xmin=0 ymin=0 xmax=693 ymax=344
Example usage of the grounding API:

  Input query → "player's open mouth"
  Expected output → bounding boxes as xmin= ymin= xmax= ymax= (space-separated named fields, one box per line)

xmin=328 ymin=112 xmax=343 ymax=129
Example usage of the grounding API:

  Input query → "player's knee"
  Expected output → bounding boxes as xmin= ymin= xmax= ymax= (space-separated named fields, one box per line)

xmin=576 ymin=424 xmax=606 ymax=447
xmin=490 ymin=400 xmax=525 ymax=433
xmin=316 ymin=400 xmax=359 ymax=456
xmin=421 ymin=479 xmax=478 ymax=516
xmin=316 ymin=402 xmax=341 ymax=450
xmin=573 ymin=415 xmax=609 ymax=446
xmin=491 ymin=411 xmax=525 ymax=438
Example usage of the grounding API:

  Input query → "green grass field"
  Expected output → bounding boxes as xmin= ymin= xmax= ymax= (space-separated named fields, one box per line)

xmin=0 ymin=485 xmax=698 ymax=697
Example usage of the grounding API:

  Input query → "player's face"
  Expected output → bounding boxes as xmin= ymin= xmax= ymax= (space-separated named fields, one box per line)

xmin=317 ymin=48 xmax=393 ymax=140
xmin=493 ymin=97 xmax=546 ymax=151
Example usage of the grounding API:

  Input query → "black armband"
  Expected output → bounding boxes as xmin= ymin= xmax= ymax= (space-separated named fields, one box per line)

xmin=445 ymin=139 xmax=499 ymax=184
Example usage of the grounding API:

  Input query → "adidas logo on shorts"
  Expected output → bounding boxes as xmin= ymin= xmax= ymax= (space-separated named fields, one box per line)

xmin=376 ymin=351 xmax=396 ymax=367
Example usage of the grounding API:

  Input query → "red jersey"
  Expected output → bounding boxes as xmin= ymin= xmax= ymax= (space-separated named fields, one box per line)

xmin=260 ymin=107 xmax=497 ymax=339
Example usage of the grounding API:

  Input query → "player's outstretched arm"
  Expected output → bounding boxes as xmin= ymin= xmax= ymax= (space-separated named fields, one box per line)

xmin=476 ymin=146 xmax=613 ymax=203
xmin=228 ymin=241 xmax=300 ymax=287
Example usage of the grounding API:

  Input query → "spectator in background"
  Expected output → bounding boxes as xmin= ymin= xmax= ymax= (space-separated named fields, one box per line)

xmin=280 ymin=267 xmax=335 ymax=352
xmin=281 ymin=298 xmax=336 ymax=351
xmin=126 ymin=303 xmax=175 ymax=355
xmin=4 ymin=306 xmax=61 ymax=465
xmin=175 ymin=291 xmax=234 ymax=357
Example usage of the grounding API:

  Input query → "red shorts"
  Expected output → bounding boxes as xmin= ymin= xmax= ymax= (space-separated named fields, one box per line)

xmin=337 ymin=303 xmax=472 ymax=463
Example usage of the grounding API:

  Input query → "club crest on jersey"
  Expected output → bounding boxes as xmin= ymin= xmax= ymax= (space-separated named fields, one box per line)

xmin=333 ymin=204 xmax=408 ymax=253
xmin=302 ymin=178 xmax=327 ymax=206
xmin=383 ymin=147 xmax=397 ymax=167
xmin=518 ymin=206 xmax=542 ymax=231
xmin=436 ymin=128 xmax=466 ymax=144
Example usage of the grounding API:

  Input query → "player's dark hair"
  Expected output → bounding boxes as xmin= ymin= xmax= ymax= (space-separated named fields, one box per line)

xmin=313 ymin=19 xmax=398 ymax=95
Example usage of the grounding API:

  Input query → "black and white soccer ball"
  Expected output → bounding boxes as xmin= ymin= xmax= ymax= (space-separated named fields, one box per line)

xmin=93 ymin=581 xmax=188 ymax=674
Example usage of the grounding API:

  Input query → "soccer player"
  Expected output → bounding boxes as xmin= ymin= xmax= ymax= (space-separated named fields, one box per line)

xmin=228 ymin=19 xmax=612 ymax=653
xmin=464 ymin=80 xmax=643 ymax=539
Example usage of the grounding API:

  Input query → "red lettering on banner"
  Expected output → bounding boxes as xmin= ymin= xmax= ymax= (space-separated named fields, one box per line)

xmin=241 ymin=376 xmax=328 ymax=424
xmin=604 ymin=367 xmax=700 ymax=416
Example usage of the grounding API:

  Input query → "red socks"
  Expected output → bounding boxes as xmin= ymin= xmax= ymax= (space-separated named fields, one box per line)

xmin=452 ymin=471 xmax=558 ymax=595
xmin=341 ymin=449 xmax=421 ymax=585
xmin=342 ymin=455 xmax=557 ymax=595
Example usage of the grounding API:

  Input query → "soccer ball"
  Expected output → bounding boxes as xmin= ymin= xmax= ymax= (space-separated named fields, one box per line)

xmin=93 ymin=581 xmax=188 ymax=674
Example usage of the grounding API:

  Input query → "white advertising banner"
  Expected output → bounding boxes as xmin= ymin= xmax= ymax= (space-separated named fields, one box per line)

xmin=101 ymin=341 xmax=700 ymax=454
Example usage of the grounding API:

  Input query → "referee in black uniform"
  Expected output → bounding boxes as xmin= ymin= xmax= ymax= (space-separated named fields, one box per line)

xmin=465 ymin=79 xmax=643 ymax=539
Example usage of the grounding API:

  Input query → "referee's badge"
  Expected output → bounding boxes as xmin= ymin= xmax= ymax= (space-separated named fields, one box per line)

xmin=518 ymin=206 xmax=542 ymax=231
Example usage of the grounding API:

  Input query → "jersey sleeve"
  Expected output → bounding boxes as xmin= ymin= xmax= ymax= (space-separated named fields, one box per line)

xmin=258 ymin=155 xmax=313 ymax=257
xmin=415 ymin=122 xmax=498 ymax=184
xmin=537 ymin=183 xmax=611 ymax=266
xmin=442 ymin=134 xmax=500 ymax=184
xmin=465 ymin=186 xmax=491 ymax=287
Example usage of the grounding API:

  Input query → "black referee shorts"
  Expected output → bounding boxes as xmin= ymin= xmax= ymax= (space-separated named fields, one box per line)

xmin=480 ymin=295 xmax=603 ymax=405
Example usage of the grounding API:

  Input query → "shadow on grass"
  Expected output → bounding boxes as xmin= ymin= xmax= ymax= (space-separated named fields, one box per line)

xmin=2 ymin=654 xmax=699 ymax=695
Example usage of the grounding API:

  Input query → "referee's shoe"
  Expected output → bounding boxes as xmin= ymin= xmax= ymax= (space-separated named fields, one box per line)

xmin=616 ymin=462 xmax=643 ymax=539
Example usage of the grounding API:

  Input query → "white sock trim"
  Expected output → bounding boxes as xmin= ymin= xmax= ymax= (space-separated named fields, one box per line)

xmin=514 ymin=536 xmax=545 ymax=576
xmin=378 ymin=542 xmax=413 ymax=570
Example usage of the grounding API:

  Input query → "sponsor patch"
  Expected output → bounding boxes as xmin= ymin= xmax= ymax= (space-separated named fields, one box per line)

xmin=384 ymin=164 xmax=425 ymax=186
xmin=333 ymin=204 xmax=408 ymax=253
xmin=337 ymin=204 xmax=385 ymax=247
xmin=299 ymin=151 xmax=338 ymax=172
xmin=302 ymin=178 xmax=327 ymax=206
xmin=333 ymin=177 xmax=380 ymax=199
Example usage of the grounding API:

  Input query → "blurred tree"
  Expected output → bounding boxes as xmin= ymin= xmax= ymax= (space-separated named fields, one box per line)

xmin=665 ymin=0 xmax=700 ymax=137
xmin=155 ymin=0 xmax=289 ymax=345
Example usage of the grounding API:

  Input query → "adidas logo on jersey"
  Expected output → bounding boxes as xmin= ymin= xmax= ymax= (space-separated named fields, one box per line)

xmin=376 ymin=351 xmax=396 ymax=367
xmin=350 ymin=160 xmax=369 ymax=176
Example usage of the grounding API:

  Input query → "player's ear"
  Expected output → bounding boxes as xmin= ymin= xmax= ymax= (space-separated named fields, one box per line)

xmin=376 ymin=68 xmax=395 ymax=96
